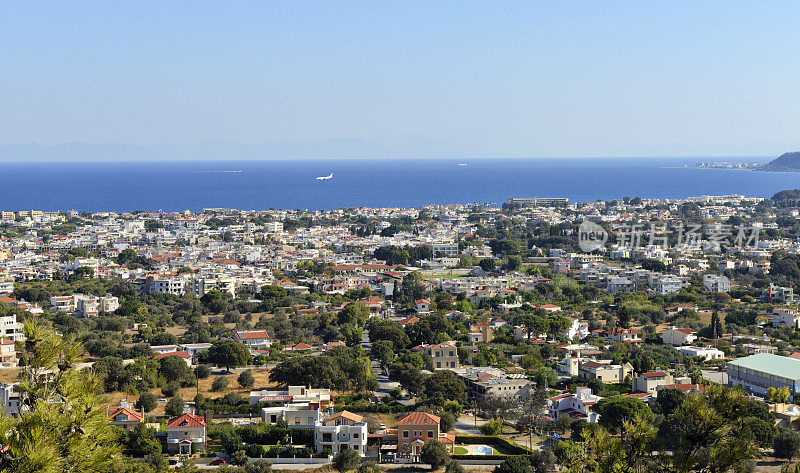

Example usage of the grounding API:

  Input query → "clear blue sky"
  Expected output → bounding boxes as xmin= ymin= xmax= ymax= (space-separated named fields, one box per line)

xmin=1 ymin=1 xmax=799 ymax=157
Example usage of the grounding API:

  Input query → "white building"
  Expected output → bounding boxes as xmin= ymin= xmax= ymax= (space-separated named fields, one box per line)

xmin=261 ymin=402 xmax=321 ymax=427
xmin=249 ymin=385 xmax=331 ymax=406
xmin=0 ymin=382 xmax=23 ymax=415
xmin=166 ymin=413 xmax=206 ymax=455
xmin=0 ymin=314 xmax=24 ymax=342
xmin=773 ymin=308 xmax=800 ymax=329
xmin=265 ymin=221 xmax=284 ymax=233
xmin=676 ymin=346 xmax=724 ymax=361
xmin=660 ymin=327 xmax=697 ymax=346
xmin=703 ymin=274 xmax=731 ymax=293
xmin=548 ymin=387 xmax=602 ymax=423
xmin=564 ymin=318 xmax=590 ymax=340
xmin=314 ymin=410 xmax=367 ymax=455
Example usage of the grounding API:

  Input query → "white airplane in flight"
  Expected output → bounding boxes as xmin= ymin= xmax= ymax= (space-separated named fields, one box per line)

xmin=315 ymin=172 xmax=333 ymax=180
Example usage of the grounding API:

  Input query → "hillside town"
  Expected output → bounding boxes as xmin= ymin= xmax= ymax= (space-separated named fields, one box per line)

xmin=4 ymin=192 xmax=800 ymax=472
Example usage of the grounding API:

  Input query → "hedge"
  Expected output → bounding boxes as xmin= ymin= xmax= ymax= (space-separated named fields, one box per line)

xmin=454 ymin=435 xmax=530 ymax=454
xmin=451 ymin=454 xmax=527 ymax=461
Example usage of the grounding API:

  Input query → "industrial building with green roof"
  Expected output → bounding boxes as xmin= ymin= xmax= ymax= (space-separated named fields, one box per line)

xmin=726 ymin=353 xmax=800 ymax=396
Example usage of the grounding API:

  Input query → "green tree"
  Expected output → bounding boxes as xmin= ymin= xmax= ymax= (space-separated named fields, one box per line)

xmin=479 ymin=258 xmax=496 ymax=272
xmin=423 ymin=370 xmax=468 ymax=407
xmin=136 ymin=392 xmax=158 ymax=414
xmin=126 ymin=424 xmax=162 ymax=457
xmin=0 ymin=319 xmax=121 ymax=472
xmin=118 ymin=248 xmax=138 ymax=265
xmin=594 ymin=395 xmax=654 ymax=436
xmin=775 ymin=430 xmax=800 ymax=461
xmin=73 ymin=266 xmax=94 ymax=279
xmin=338 ymin=303 xmax=369 ymax=326
xmin=420 ymin=440 xmax=450 ymax=469
xmin=158 ymin=354 xmax=191 ymax=382
xmin=207 ymin=340 xmax=250 ymax=372
xmin=165 ymin=396 xmax=185 ymax=417
xmin=238 ymin=370 xmax=255 ymax=389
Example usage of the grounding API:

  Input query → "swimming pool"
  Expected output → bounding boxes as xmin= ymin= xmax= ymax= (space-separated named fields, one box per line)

xmin=473 ymin=446 xmax=494 ymax=455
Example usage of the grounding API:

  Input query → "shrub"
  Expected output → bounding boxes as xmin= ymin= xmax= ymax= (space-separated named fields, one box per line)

xmin=332 ymin=449 xmax=361 ymax=472
xmin=238 ymin=370 xmax=255 ymax=388
xmin=493 ymin=457 xmax=532 ymax=473
xmin=446 ymin=461 xmax=466 ymax=473
xmin=421 ymin=440 xmax=450 ymax=469
xmin=212 ymin=375 xmax=229 ymax=392
xmin=479 ymin=418 xmax=503 ymax=436
xmin=231 ymin=449 xmax=249 ymax=466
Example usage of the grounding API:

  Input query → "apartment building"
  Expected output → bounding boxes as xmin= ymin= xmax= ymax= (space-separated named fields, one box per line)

xmin=314 ymin=411 xmax=367 ymax=455
xmin=0 ymin=314 xmax=24 ymax=342
xmin=703 ymin=274 xmax=731 ymax=293
xmin=137 ymin=275 xmax=186 ymax=296
xmin=188 ymin=276 xmax=236 ymax=297
xmin=762 ymin=284 xmax=795 ymax=303
xmin=248 ymin=385 xmax=331 ymax=406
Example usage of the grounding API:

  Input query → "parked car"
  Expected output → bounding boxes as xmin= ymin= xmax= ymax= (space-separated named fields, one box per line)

xmin=210 ymin=458 xmax=227 ymax=465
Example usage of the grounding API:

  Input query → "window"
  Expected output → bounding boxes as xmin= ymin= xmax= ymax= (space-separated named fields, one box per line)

xmin=427 ymin=430 xmax=433 ymax=438
xmin=403 ymin=430 xmax=409 ymax=438
xmin=353 ymin=433 xmax=359 ymax=439
xmin=437 ymin=362 xmax=441 ymax=368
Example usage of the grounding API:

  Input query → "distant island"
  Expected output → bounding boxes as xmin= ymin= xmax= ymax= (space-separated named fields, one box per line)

xmin=760 ymin=151 xmax=800 ymax=172
xmin=694 ymin=151 xmax=800 ymax=172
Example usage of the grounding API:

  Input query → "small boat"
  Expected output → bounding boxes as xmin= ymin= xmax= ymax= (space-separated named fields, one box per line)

xmin=458 ymin=163 xmax=468 ymax=166
xmin=315 ymin=172 xmax=333 ymax=180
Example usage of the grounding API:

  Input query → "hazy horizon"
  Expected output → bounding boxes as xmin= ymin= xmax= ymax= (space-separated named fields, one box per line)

xmin=2 ymin=2 xmax=799 ymax=159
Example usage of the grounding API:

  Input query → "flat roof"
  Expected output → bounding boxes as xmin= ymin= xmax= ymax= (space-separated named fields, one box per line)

xmin=728 ymin=353 xmax=800 ymax=380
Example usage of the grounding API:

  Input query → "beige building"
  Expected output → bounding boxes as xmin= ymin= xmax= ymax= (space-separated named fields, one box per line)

xmin=188 ymin=276 xmax=236 ymax=297
xmin=631 ymin=371 xmax=674 ymax=395
xmin=415 ymin=342 xmax=459 ymax=370
xmin=578 ymin=360 xmax=633 ymax=383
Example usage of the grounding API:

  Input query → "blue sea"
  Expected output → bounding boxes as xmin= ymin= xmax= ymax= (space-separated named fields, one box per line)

xmin=1 ymin=158 xmax=799 ymax=212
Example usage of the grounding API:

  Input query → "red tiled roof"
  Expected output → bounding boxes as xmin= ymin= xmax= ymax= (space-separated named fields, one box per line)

xmin=234 ymin=330 xmax=270 ymax=340
xmin=166 ymin=413 xmax=206 ymax=428
xmin=325 ymin=410 xmax=363 ymax=423
xmin=154 ymin=350 xmax=191 ymax=359
xmin=397 ymin=412 xmax=441 ymax=425
xmin=108 ymin=407 xmax=143 ymax=423
xmin=641 ymin=371 xmax=667 ymax=378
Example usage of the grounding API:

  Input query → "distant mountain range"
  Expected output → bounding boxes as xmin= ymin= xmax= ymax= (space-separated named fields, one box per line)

xmin=761 ymin=151 xmax=800 ymax=171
